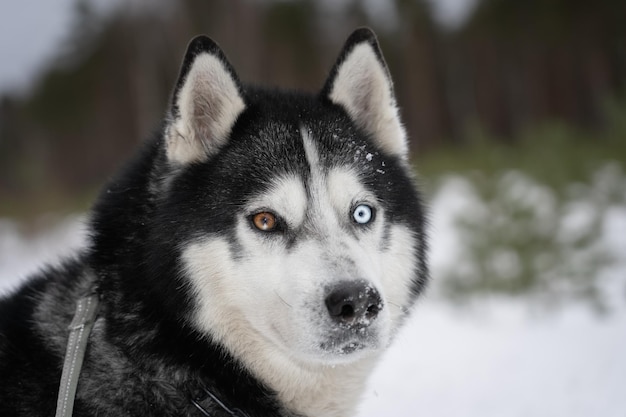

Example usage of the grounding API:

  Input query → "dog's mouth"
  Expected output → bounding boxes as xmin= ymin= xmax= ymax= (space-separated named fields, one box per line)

xmin=320 ymin=340 xmax=368 ymax=356
xmin=319 ymin=329 xmax=377 ymax=356
xmin=338 ymin=342 xmax=366 ymax=354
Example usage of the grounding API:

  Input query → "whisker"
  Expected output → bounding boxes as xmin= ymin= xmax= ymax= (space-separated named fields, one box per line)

xmin=275 ymin=291 xmax=293 ymax=309
xmin=387 ymin=301 xmax=409 ymax=314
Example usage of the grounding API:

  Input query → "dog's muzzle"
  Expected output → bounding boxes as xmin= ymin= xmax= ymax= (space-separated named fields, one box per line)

xmin=324 ymin=280 xmax=383 ymax=327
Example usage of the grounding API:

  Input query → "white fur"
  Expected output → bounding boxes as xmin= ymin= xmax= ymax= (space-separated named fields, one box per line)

xmin=329 ymin=43 xmax=408 ymax=159
xmin=184 ymin=237 xmax=380 ymax=417
xmin=166 ymin=53 xmax=245 ymax=164
xmin=246 ymin=175 xmax=308 ymax=229
xmin=182 ymin=128 xmax=418 ymax=417
xmin=326 ymin=168 xmax=375 ymax=218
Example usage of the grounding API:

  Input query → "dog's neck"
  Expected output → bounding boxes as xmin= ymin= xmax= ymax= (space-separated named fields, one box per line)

xmin=212 ymin=316 xmax=379 ymax=417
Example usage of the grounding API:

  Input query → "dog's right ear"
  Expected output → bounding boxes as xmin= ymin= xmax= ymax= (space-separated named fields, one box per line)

xmin=165 ymin=36 xmax=246 ymax=165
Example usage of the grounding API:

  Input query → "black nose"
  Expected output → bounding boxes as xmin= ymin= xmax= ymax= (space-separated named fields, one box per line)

xmin=324 ymin=280 xmax=383 ymax=325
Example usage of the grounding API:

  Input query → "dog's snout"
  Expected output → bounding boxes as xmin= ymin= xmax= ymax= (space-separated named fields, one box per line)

xmin=324 ymin=281 xmax=382 ymax=325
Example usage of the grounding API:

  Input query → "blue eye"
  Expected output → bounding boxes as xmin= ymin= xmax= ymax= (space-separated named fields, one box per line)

xmin=353 ymin=204 xmax=373 ymax=224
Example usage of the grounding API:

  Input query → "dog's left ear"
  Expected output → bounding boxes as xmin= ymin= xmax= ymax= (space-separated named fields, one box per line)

xmin=165 ymin=36 xmax=246 ymax=165
xmin=322 ymin=28 xmax=408 ymax=159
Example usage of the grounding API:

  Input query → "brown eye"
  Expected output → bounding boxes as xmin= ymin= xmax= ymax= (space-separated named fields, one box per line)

xmin=252 ymin=212 xmax=277 ymax=232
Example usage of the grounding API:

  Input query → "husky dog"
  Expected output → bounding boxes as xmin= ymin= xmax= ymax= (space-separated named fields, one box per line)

xmin=0 ymin=28 xmax=427 ymax=417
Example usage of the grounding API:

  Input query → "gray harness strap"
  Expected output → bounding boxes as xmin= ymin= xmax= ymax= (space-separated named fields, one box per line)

xmin=55 ymin=294 xmax=100 ymax=417
xmin=53 ymin=293 xmax=251 ymax=417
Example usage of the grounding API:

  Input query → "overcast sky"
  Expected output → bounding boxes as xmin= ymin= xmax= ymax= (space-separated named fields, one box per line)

xmin=0 ymin=0 xmax=476 ymax=94
xmin=0 ymin=0 xmax=75 ymax=93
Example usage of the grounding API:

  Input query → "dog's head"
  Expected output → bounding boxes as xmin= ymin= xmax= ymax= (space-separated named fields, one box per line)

xmin=152 ymin=28 xmax=427 ymax=366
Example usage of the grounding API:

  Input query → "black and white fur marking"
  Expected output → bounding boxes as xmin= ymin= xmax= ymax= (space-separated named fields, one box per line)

xmin=0 ymin=28 xmax=428 ymax=417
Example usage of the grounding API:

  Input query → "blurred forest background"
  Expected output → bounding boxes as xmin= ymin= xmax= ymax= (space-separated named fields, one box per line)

xmin=1 ymin=0 xmax=625 ymax=304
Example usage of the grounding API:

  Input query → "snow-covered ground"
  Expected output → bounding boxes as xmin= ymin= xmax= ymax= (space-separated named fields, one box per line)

xmin=1 ymin=175 xmax=625 ymax=417
xmin=0 ymin=214 xmax=87 ymax=295
xmin=359 ymin=288 xmax=626 ymax=417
